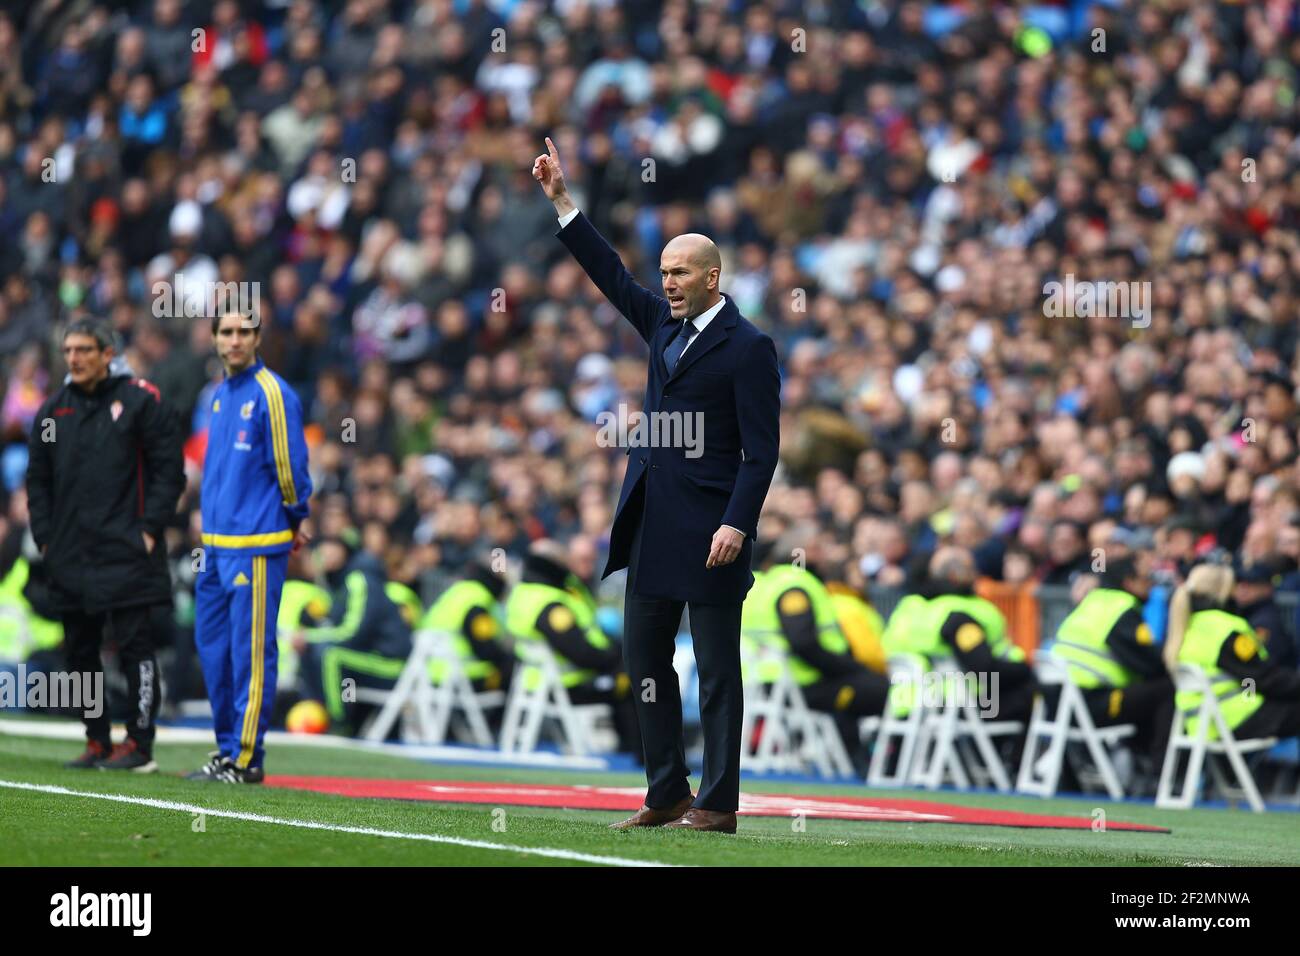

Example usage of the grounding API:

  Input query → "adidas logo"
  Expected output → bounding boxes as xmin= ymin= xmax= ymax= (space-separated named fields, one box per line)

xmin=233 ymin=572 xmax=250 ymax=586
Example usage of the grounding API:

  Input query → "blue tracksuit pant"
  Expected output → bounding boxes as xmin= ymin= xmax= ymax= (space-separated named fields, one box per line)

xmin=194 ymin=550 xmax=287 ymax=769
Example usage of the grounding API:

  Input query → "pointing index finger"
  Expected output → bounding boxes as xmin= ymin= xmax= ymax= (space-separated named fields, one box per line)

xmin=545 ymin=136 xmax=559 ymax=161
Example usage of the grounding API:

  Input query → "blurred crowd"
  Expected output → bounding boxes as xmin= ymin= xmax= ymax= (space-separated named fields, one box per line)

xmin=1 ymin=0 xmax=1299 ymax=669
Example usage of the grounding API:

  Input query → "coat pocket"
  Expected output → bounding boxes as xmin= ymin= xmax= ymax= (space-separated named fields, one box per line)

xmin=120 ymin=529 xmax=149 ymax=559
xmin=683 ymin=473 xmax=734 ymax=493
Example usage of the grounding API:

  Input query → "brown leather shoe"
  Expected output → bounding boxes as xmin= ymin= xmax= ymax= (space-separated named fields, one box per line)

xmin=664 ymin=807 xmax=738 ymax=833
xmin=609 ymin=794 xmax=693 ymax=831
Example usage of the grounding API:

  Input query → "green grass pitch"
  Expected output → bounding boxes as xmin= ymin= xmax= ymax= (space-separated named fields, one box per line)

xmin=2 ymin=730 xmax=1298 ymax=866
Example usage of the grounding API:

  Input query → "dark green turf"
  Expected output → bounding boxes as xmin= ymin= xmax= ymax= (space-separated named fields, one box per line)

xmin=1 ymin=729 xmax=1297 ymax=866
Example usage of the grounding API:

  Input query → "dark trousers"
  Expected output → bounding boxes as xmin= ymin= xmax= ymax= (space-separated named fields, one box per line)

xmin=1235 ymin=698 xmax=1300 ymax=740
xmin=803 ymin=668 xmax=891 ymax=755
xmin=984 ymin=672 xmax=1037 ymax=770
xmin=624 ymin=502 xmax=744 ymax=811
xmin=1080 ymin=676 xmax=1175 ymax=768
xmin=63 ymin=605 xmax=159 ymax=751
xmin=994 ymin=675 xmax=1037 ymax=724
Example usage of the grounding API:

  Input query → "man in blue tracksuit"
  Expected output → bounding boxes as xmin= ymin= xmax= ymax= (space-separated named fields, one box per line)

xmin=190 ymin=311 xmax=312 ymax=783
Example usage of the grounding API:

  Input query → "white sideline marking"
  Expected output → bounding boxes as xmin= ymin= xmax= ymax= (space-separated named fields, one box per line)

xmin=0 ymin=719 xmax=609 ymax=770
xmin=0 ymin=780 xmax=680 ymax=868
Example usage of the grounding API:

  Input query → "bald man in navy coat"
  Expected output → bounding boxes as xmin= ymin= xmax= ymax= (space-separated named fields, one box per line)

xmin=534 ymin=138 xmax=780 ymax=833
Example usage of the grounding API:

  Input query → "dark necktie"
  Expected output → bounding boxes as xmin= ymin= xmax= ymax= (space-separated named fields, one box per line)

xmin=663 ymin=319 xmax=698 ymax=374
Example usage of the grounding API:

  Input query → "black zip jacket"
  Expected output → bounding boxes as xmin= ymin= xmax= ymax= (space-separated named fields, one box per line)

xmin=26 ymin=373 xmax=185 ymax=614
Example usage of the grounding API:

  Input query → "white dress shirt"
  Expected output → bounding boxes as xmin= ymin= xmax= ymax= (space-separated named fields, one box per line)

xmin=679 ymin=296 xmax=725 ymax=358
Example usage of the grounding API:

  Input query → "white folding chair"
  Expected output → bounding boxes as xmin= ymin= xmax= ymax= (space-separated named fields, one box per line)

xmin=740 ymin=651 xmax=780 ymax=774
xmin=498 ymin=641 xmax=604 ymax=756
xmin=863 ymin=655 xmax=927 ymax=787
xmin=0 ymin=605 xmax=33 ymax=666
xmin=362 ymin=629 xmax=496 ymax=746
xmin=1015 ymin=654 xmax=1135 ymax=799
xmin=741 ymin=643 xmax=854 ymax=779
xmin=1156 ymin=662 xmax=1277 ymax=812
xmin=909 ymin=659 xmax=1023 ymax=792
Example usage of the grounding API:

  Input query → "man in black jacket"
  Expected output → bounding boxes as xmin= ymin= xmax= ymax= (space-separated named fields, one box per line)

xmin=26 ymin=320 xmax=184 ymax=771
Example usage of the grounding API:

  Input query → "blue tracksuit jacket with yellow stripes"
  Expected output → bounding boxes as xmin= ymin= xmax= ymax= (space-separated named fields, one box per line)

xmin=200 ymin=358 xmax=312 ymax=553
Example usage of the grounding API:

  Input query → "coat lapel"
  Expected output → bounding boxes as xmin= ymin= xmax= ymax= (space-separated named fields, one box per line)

xmin=666 ymin=297 xmax=736 ymax=384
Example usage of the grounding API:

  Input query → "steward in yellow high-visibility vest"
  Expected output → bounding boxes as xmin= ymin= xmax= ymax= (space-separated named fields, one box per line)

xmin=420 ymin=560 xmax=513 ymax=692
xmin=1166 ymin=563 xmax=1300 ymax=744
xmin=881 ymin=584 xmax=1023 ymax=720
xmin=899 ymin=547 xmax=1037 ymax=723
xmin=504 ymin=542 xmax=640 ymax=756
xmin=879 ymin=592 xmax=934 ymax=719
xmin=1050 ymin=555 xmax=1173 ymax=767
xmin=742 ymin=547 xmax=889 ymax=770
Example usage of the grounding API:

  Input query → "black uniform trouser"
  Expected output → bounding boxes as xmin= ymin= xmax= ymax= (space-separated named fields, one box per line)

xmin=980 ymin=671 xmax=1037 ymax=770
xmin=802 ymin=668 xmax=891 ymax=755
xmin=1235 ymin=698 xmax=1300 ymax=740
xmin=992 ymin=674 xmax=1036 ymax=724
xmin=63 ymin=605 xmax=159 ymax=751
xmin=623 ymin=499 xmax=744 ymax=812
xmin=1079 ymin=676 xmax=1176 ymax=769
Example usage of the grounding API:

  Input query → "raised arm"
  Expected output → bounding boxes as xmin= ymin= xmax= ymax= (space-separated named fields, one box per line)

xmin=532 ymin=136 xmax=668 ymax=344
